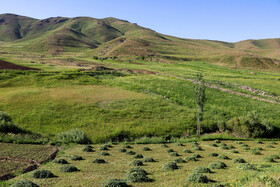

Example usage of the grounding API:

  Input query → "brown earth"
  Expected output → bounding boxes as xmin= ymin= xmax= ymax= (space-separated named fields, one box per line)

xmin=0 ymin=60 xmax=40 ymax=70
xmin=0 ymin=145 xmax=58 ymax=181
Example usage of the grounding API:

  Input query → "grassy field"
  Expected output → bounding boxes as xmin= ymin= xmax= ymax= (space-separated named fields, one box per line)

xmin=0 ymin=57 xmax=279 ymax=142
xmin=5 ymin=140 xmax=280 ymax=186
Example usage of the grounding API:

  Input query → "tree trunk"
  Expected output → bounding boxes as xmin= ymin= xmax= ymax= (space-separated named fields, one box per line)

xmin=197 ymin=107 xmax=202 ymax=137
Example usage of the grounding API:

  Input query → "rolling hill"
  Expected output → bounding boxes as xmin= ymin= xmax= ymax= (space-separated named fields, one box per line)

xmin=0 ymin=13 xmax=279 ymax=69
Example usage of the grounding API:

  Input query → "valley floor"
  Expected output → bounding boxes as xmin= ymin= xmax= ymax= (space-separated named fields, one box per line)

xmin=5 ymin=141 xmax=280 ymax=187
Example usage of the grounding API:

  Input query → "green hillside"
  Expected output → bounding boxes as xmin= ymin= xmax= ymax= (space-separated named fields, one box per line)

xmin=0 ymin=13 xmax=280 ymax=70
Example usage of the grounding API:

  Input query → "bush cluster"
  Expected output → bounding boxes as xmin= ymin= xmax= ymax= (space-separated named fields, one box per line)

xmin=193 ymin=166 xmax=211 ymax=173
xmin=93 ymin=158 xmax=106 ymax=164
xmin=56 ymin=129 xmax=92 ymax=144
xmin=129 ymin=160 xmax=143 ymax=166
xmin=237 ymin=163 xmax=257 ymax=170
xmin=32 ymin=170 xmax=54 ymax=179
xmin=162 ymin=162 xmax=178 ymax=171
xmin=224 ymin=111 xmax=275 ymax=138
xmin=125 ymin=167 xmax=151 ymax=183
xmin=53 ymin=159 xmax=68 ymax=164
xmin=133 ymin=154 xmax=144 ymax=159
xmin=102 ymin=179 xmax=129 ymax=187
xmin=208 ymin=161 xmax=227 ymax=169
xmin=11 ymin=180 xmax=39 ymax=187
xmin=233 ymin=158 xmax=246 ymax=163
xmin=71 ymin=155 xmax=83 ymax=161
xmin=142 ymin=157 xmax=156 ymax=162
xmin=60 ymin=165 xmax=78 ymax=172
xmin=186 ymin=173 xmax=209 ymax=183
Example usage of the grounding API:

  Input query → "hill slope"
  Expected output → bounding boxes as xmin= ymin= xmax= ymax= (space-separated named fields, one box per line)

xmin=0 ymin=14 xmax=280 ymax=69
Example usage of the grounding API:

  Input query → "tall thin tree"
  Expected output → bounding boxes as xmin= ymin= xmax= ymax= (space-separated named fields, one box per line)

xmin=194 ymin=73 xmax=206 ymax=137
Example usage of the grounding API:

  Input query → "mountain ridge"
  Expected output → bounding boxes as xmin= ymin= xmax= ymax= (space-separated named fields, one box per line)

xmin=0 ymin=13 xmax=279 ymax=70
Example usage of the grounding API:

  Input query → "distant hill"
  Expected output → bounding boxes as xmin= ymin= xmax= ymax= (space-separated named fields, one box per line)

xmin=0 ymin=13 xmax=279 ymax=70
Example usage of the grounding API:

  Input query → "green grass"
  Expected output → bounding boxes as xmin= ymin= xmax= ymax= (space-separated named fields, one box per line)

xmin=0 ymin=61 xmax=279 ymax=142
xmin=6 ymin=141 xmax=280 ymax=186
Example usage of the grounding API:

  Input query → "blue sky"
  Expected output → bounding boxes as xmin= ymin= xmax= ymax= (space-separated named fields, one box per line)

xmin=1 ymin=0 xmax=279 ymax=42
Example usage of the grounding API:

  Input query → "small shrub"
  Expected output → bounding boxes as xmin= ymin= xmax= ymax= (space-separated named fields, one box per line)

xmin=169 ymin=152 xmax=179 ymax=157
xmin=118 ymin=148 xmax=127 ymax=153
xmin=161 ymin=144 xmax=168 ymax=148
xmin=102 ymin=179 xmax=129 ymax=187
xmin=218 ymin=155 xmax=230 ymax=160
xmin=56 ymin=129 xmax=92 ymax=144
xmin=263 ymin=157 xmax=275 ymax=163
xmin=270 ymin=142 xmax=277 ymax=145
xmin=228 ymin=145 xmax=235 ymax=149
xmin=126 ymin=151 xmax=136 ymax=155
xmin=209 ymin=143 xmax=218 ymax=147
xmin=183 ymin=149 xmax=192 ymax=153
xmin=99 ymin=145 xmax=109 ymax=150
xmin=60 ymin=165 xmax=78 ymax=172
xmin=233 ymin=158 xmax=246 ymax=163
xmin=230 ymin=150 xmax=239 ymax=154
xmin=250 ymin=149 xmax=262 ymax=155
xmin=162 ymin=162 xmax=178 ymax=171
xmin=243 ymin=147 xmax=250 ymax=150
xmin=208 ymin=153 xmax=219 ymax=157
xmin=125 ymin=170 xmax=151 ymax=183
xmin=235 ymin=141 xmax=243 ymax=144
xmin=129 ymin=160 xmax=143 ymax=166
xmin=220 ymin=146 xmax=229 ymax=150
xmin=192 ymin=154 xmax=202 ymax=158
xmin=190 ymin=141 xmax=199 ymax=146
xmin=269 ymin=155 xmax=280 ymax=159
xmin=93 ymin=158 xmax=106 ymax=164
xmin=104 ymin=144 xmax=113 ymax=148
xmin=71 ymin=155 xmax=83 ymax=161
xmin=53 ymin=158 xmax=68 ymax=164
xmin=266 ymin=145 xmax=274 ymax=148
xmin=237 ymin=163 xmax=257 ymax=170
xmin=100 ymin=152 xmax=110 ymax=156
xmin=214 ymin=140 xmax=221 ymax=143
xmin=176 ymin=142 xmax=184 ymax=146
xmin=185 ymin=157 xmax=197 ymax=162
xmin=193 ymin=146 xmax=202 ymax=151
xmin=142 ymin=157 xmax=156 ymax=162
xmin=174 ymin=158 xmax=186 ymax=163
xmin=142 ymin=147 xmax=151 ymax=151
xmin=186 ymin=173 xmax=209 ymax=183
xmin=32 ymin=170 xmax=54 ymax=179
xmin=220 ymin=143 xmax=227 ymax=147
xmin=166 ymin=148 xmax=174 ymax=153
xmin=133 ymin=154 xmax=144 ymax=159
xmin=208 ymin=161 xmax=227 ymax=169
xmin=122 ymin=145 xmax=132 ymax=149
xmin=255 ymin=147 xmax=263 ymax=150
xmin=193 ymin=166 xmax=211 ymax=173
xmin=82 ymin=147 xmax=94 ymax=152
xmin=127 ymin=167 xmax=148 ymax=176
xmin=241 ymin=144 xmax=249 ymax=147
xmin=11 ymin=180 xmax=39 ymax=187
xmin=255 ymin=140 xmax=263 ymax=144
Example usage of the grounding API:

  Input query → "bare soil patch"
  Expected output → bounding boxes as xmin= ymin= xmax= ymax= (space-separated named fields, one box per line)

xmin=0 ymin=60 xmax=40 ymax=71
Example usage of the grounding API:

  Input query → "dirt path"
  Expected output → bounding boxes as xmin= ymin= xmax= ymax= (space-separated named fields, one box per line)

xmin=159 ymin=73 xmax=280 ymax=104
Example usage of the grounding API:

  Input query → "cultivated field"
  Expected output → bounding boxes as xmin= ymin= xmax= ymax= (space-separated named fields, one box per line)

xmin=6 ymin=141 xmax=280 ymax=186
xmin=0 ymin=143 xmax=57 ymax=180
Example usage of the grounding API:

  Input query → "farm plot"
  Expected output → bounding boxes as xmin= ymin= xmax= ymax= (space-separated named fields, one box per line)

xmin=0 ymin=143 xmax=58 ymax=180
xmin=7 ymin=141 xmax=280 ymax=186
